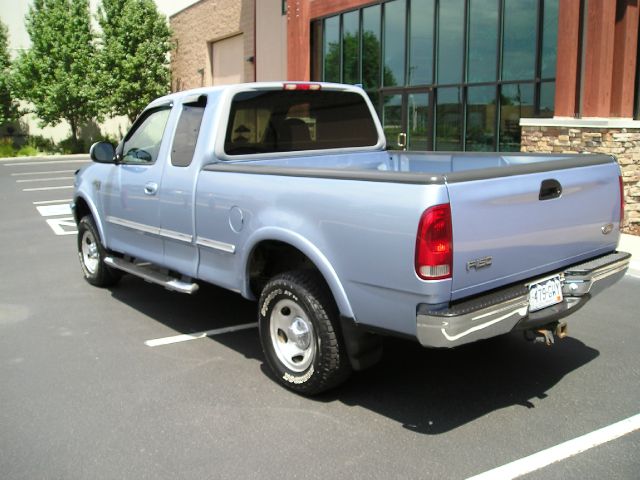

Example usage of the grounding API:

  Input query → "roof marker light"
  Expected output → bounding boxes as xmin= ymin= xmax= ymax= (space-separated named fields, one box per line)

xmin=283 ymin=83 xmax=322 ymax=91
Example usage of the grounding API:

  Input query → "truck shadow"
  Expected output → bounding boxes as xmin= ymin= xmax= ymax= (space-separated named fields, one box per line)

xmin=322 ymin=334 xmax=599 ymax=434
xmin=109 ymin=277 xmax=599 ymax=435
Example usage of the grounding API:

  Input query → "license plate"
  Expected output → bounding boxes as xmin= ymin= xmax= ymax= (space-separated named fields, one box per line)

xmin=529 ymin=275 xmax=563 ymax=312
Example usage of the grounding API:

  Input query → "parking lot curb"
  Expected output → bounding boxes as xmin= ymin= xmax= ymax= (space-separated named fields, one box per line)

xmin=619 ymin=233 xmax=640 ymax=276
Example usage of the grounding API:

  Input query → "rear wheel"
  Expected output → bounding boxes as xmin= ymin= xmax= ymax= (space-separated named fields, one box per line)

xmin=258 ymin=271 xmax=352 ymax=395
xmin=77 ymin=216 xmax=121 ymax=287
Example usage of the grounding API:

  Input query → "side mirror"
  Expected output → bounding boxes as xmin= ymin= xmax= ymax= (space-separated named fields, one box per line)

xmin=89 ymin=141 xmax=116 ymax=163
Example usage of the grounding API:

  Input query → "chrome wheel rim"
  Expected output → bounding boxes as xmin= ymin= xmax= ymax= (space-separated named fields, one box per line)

xmin=81 ymin=230 xmax=99 ymax=275
xmin=269 ymin=299 xmax=315 ymax=372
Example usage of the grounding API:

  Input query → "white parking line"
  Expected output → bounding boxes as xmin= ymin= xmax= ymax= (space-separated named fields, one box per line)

xmin=17 ymin=176 xmax=75 ymax=183
xmin=33 ymin=199 xmax=72 ymax=205
xmin=144 ymin=322 xmax=258 ymax=347
xmin=36 ymin=204 xmax=72 ymax=216
xmin=11 ymin=170 xmax=76 ymax=176
xmin=4 ymin=159 xmax=87 ymax=166
xmin=22 ymin=185 xmax=73 ymax=192
xmin=467 ymin=413 xmax=640 ymax=480
xmin=46 ymin=217 xmax=77 ymax=235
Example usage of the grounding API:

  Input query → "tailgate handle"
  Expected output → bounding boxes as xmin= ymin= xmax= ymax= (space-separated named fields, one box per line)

xmin=539 ymin=179 xmax=562 ymax=200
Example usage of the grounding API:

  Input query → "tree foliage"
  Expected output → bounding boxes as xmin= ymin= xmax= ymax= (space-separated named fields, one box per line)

xmin=0 ymin=20 xmax=18 ymax=127
xmin=98 ymin=0 xmax=172 ymax=122
xmin=324 ymin=31 xmax=396 ymax=91
xmin=12 ymin=0 xmax=98 ymax=146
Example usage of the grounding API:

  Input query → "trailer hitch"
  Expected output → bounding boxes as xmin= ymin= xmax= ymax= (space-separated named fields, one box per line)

xmin=524 ymin=322 xmax=568 ymax=346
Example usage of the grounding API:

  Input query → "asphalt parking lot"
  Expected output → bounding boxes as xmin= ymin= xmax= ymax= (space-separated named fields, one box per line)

xmin=1 ymin=156 xmax=639 ymax=479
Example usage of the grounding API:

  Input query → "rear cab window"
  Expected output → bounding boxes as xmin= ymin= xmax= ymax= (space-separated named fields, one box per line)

xmin=223 ymin=89 xmax=379 ymax=156
xmin=171 ymin=95 xmax=207 ymax=167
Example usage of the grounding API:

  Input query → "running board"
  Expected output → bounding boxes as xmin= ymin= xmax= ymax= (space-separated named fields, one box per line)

xmin=104 ymin=257 xmax=199 ymax=294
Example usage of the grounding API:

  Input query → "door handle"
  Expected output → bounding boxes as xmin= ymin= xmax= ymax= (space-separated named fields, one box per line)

xmin=397 ymin=132 xmax=407 ymax=150
xmin=144 ymin=182 xmax=158 ymax=195
xmin=539 ymin=179 xmax=562 ymax=200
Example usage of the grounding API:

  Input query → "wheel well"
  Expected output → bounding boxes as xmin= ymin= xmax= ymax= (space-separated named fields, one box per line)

xmin=73 ymin=196 xmax=91 ymax=224
xmin=248 ymin=241 xmax=318 ymax=297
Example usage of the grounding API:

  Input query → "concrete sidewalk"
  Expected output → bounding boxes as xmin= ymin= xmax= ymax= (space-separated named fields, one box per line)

xmin=619 ymin=233 xmax=640 ymax=275
xmin=0 ymin=153 xmax=88 ymax=162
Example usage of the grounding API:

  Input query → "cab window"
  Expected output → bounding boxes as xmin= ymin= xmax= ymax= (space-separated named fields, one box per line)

xmin=122 ymin=107 xmax=171 ymax=164
xmin=224 ymin=90 xmax=378 ymax=156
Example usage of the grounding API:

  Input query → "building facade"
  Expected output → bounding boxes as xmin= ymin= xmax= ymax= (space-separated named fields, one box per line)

xmin=170 ymin=0 xmax=287 ymax=90
xmin=170 ymin=0 xmax=640 ymax=229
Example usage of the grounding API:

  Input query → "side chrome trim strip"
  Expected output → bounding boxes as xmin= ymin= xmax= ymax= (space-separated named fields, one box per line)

xmin=106 ymin=216 xmax=160 ymax=235
xmin=196 ymin=236 xmax=236 ymax=254
xmin=159 ymin=228 xmax=193 ymax=244
xmin=106 ymin=216 xmax=193 ymax=244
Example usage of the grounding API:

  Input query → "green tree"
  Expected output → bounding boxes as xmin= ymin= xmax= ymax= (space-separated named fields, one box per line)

xmin=98 ymin=0 xmax=172 ymax=122
xmin=0 ymin=20 xmax=18 ymax=127
xmin=12 ymin=0 xmax=97 ymax=150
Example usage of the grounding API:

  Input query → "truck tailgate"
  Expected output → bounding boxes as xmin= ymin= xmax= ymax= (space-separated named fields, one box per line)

xmin=447 ymin=159 xmax=621 ymax=300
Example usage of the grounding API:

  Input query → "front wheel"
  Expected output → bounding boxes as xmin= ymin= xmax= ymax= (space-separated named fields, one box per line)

xmin=258 ymin=271 xmax=352 ymax=395
xmin=77 ymin=215 xmax=121 ymax=287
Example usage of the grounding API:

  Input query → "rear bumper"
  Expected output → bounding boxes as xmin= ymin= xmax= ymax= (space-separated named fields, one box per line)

xmin=416 ymin=251 xmax=631 ymax=348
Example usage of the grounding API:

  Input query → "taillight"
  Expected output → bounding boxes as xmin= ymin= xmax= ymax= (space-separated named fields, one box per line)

xmin=415 ymin=204 xmax=453 ymax=280
xmin=283 ymin=83 xmax=322 ymax=91
xmin=619 ymin=176 xmax=625 ymax=228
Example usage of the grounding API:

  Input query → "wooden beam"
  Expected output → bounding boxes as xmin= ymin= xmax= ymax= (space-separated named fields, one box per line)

xmin=611 ymin=0 xmax=639 ymax=117
xmin=554 ymin=0 xmax=582 ymax=117
xmin=582 ymin=0 xmax=617 ymax=117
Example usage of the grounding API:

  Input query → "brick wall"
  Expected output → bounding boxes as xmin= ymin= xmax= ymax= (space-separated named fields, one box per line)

xmin=521 ymin=125 xmax=640 ymax=230
xmin=170 ymin=0 xmax=255 ymax=91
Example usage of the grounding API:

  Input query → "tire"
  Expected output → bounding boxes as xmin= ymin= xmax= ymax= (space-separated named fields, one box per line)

xmin=77 ymin=215 xmax=121 ymax=287
xmin=258 ymin=270 xmax=352 ymax=395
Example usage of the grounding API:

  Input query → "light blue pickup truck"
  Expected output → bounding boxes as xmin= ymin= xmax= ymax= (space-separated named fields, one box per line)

xmin=73 ymin=82 xmax=630 ymax=394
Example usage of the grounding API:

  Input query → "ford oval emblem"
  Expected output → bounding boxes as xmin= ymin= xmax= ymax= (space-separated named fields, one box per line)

xmin=601 ymin=223 xmax=614 ymax=235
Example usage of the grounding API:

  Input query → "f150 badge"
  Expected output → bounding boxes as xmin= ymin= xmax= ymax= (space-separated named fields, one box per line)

xmin=467 ymin=256 xmax=493 ymax=271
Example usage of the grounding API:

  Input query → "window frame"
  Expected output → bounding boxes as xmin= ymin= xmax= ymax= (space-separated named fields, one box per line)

xmin=314 ymin=0 xmax=559 ymax=152
xmin=215 ymin=87 xmax=385 ymax=161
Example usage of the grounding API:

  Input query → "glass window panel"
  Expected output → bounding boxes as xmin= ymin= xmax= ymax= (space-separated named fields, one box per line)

xmin=362 ymin=5 xmax=381 ymax=90
xmin=499 ymin=83 xmax=534 ymax=151
xmin=437 ymin=0 xmax=464 ymax=84
xmin=502 ymin=0 xmax=537 ymax=81
xmin=323 ymin=16 xmax=340 ymax=82
xmin=383 ymin=0 xmax=406 ymax=87
xmin=466 ymin=86 xmax=496 ymax=151
xmin=541 ymin=0 xmax=559 ymax=78
xmin=172 ymin=104 xmax=205 ymax=167
xmin=435 ymin=87 xmax=462 ymax=150
xmin=467 ymin=0 xmax=499 ymax=83
xmin=224 ymin=91 xmax=379 ymax=155
xmin=122 ymin=108 xmax=171 ymax=164
xmin=408 ymin=93 xmax=430 ymax=150
xmin=539 ymin=81 xmax=555 ymax=118
xmin=342 ymin=11 xmax=360 ymax=85
xmin=409 ymin=0 xmax=434 ymax=85
xmin=382 ymin=94 xmax=403 ymax=149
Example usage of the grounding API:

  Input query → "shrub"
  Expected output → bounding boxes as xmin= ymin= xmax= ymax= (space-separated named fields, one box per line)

xmin=0 ymin=137 xmax=15 ymax=157
xmin=16 ymin=144 xmax=39 ymax=156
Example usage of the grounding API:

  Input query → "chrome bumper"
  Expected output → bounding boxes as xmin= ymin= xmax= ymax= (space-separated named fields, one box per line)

xmin=416 ymin=251 xmax=631 ymax=348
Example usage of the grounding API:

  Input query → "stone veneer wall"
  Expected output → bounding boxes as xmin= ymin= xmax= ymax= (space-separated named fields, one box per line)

xmin=170 ymin=0 xmax=255 ymax=91
xmin=521 ymin=125 xmax=640 ymax=231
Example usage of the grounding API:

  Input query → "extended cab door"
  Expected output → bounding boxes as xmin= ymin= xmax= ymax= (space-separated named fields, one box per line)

xmin=103 ymin=105 xmax=172 ymax=265
xmin=156 ymin=95 xmax=209 ymax=277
